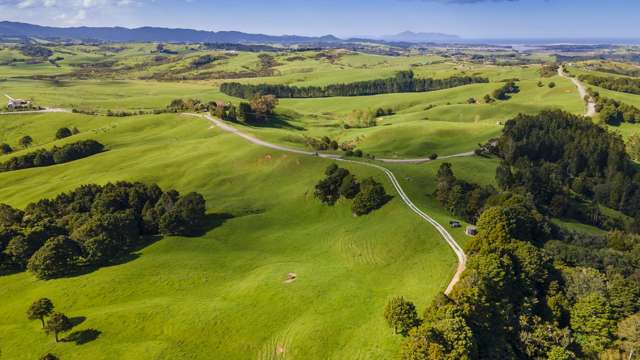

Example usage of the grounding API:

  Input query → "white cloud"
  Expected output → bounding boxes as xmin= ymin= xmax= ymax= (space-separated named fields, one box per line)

xmin=0 ymin=0 xmax=143 ymax=26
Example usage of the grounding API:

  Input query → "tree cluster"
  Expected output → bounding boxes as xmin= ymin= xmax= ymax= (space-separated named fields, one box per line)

xmin=220 ymin=71 xmax=489 ymax=99
xmin=434 ymin=163 xmax=498 ymax=223
xmin=0 ymin=140 xmax=104 ymax=173
xmin=491 ymin=80 xmax=520 ymax=100
xmin=589 ymin=89 xmax=640 ymax=125
xmin=0 ymin=182 xmax=207 ymax=279
xmin=314 ymin=164 xmax=388 ymax=216
xmin=167 ymin=98 xmax=217 ymax=113
xmin=20 ymin=45 xmax=53 ymax=58
xmin=398 ymin=200 xmax=640 ymax=359
xmin=190 ymin=55 xmax=215 ymax=68
xmin=540 ymin=63 xmax=560 ymax=78
xmin=55 ymin=127 xmax=79 ymax=140
xmin=343 ymin=109 xmax=378 ymax=129
xmin=495 ymin=110 xmax=640 ymax=219
xmin=579 ymin=74 xmax=640 ymax=95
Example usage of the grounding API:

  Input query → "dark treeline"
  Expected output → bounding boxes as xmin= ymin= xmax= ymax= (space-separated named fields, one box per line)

xmin=0 ymin=140 xmax=104 ymax=173
xmin=579 ymin=73 xmax=640 ymax=95
xmin=0 ymin=182 xmax=207 ymax=279
xmin=496 ymin=110 xmax=640 ymax=222
xmin=220 ymin=71 xmax=489 ymax=99
xmin=20 ymin=45 xmax=53 ymax=58
xmin=589 ymin=89 xmax=640 ymax=125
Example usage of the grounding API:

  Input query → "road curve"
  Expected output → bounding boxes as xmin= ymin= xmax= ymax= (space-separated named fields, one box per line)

xmin=0 ymin=108 xmax=71 ymax=115
xmin=186 ymin=113 xmax=466 ymax=295
xmin=377 ymin=151 xmax=476 ymax=164
xmin=558 ymin=66 xmax=597 ymax=117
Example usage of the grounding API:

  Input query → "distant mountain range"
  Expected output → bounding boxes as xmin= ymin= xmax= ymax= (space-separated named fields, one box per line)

xmin=0 ymin=21 xmax=343 ymax=44
xmin=4 ymin=21 xmax=633 ymax=47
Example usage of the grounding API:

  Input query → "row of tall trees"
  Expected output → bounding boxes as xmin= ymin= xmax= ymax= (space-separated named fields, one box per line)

xmin=220 ymin=71 xmax=488 ymax=99
xmin=0 ymin=140 xmax=104 ymax=173
xmin=579 ymin=74 xmax=640 ymax=95
xmin=0 ymin=182 xmax=207 ymax=279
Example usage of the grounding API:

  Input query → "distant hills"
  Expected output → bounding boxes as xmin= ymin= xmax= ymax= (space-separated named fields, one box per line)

xmin=0 ymin=21 xmax=342 ymax=44
xmin=5 ymin=21 xmax=631 ymax=47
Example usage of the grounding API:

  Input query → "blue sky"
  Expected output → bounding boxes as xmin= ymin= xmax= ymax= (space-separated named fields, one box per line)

xmin=0 ymin=0 xmax=638 ymax=38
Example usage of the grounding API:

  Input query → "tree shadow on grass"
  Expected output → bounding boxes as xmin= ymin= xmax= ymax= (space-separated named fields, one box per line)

xmin=246 ymin=113 xmax=305 ymax=131
xmin=187 ymin=212 xmax=235 ymax=237
xmin=64 ymin=329 xmax=101 ymax=345
xmin=34 ymin=212 xmax=236 ymax=280
xmin=68 ymin=316 xmax=86 ymax=328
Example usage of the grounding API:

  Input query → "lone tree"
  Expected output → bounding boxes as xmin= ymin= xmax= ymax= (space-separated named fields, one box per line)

xmin=0 ymin=143 xmax=12 ymax=154
xmin=44 ymin=312 xmax=73 ymax=342
xmin=27 ymin=298 xmax=54 ymax=328
xmin=55 ymin=127 xmax=72 ymax=140
xmin=384 ymin=296 xmax=419 ymax=336
xmin=19 ymin=135 xmax=33 ymax=148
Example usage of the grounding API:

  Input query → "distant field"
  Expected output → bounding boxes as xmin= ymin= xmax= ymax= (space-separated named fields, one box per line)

xmin=0 ymin=79 xmax=226 ymax=111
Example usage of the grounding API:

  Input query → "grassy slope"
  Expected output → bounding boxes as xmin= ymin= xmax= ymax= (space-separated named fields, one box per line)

xmin=225 ymin=70 xmax=584 ymax=158
xmin=0 ymin=79 xmax=227 ymax=111
xmin=0 ymin=113 xmax=456 ymax=360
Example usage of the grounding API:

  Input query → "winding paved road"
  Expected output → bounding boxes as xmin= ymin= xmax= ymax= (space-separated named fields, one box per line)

xmin=187 ymin=113 xmax=467 ymax=295
xmin=558 ymin=66 xmax=597 ymax=117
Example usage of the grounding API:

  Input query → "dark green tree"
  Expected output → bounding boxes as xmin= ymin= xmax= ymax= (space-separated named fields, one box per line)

xmin=44 ymin=312 xmax=73 ymax=342
xmin=384 ymin=296 xmax=419 ymax=336
xmin=27 ymin=236 xmax=80 ymax=280
xmin=27 ymin=298 xmax=54 ymax=328
xmin=351 ymin=178 xmax=388 ymax=216
xmin=19 ymin=135 xmax=33 ymax=148
xmin=55 ymin=127 xmax=72 ymax=140
xmin=339 ymin=174 xmax=360 ymax=199
xmin=570 ymin=293 xmax=616 ymax=356
xmin=0 ymin=143 xmax=12 ymax=154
